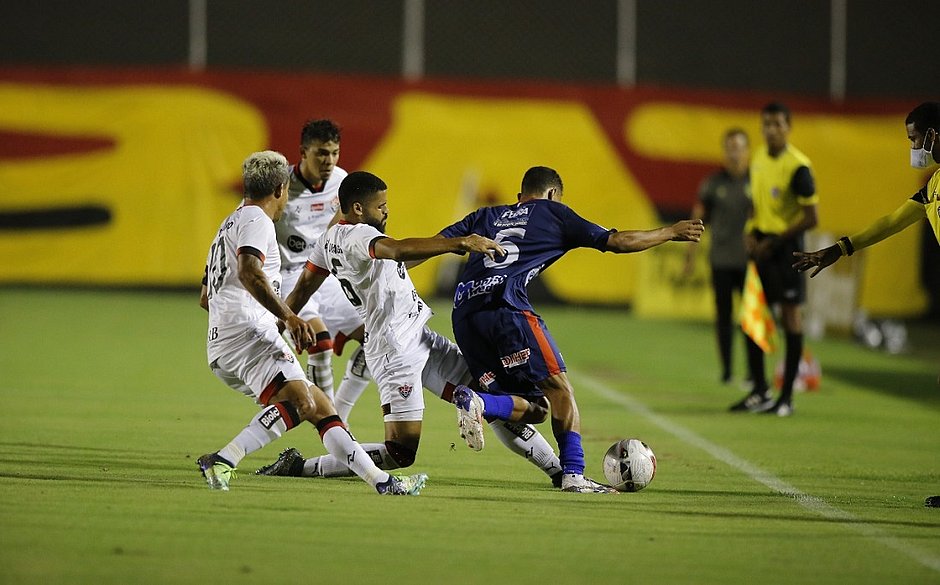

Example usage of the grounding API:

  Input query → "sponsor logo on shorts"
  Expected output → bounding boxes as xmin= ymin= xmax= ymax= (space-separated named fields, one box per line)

xmin=259 ymin=406 xmax=282 ymax=430
xmin=397 ymin=384 xmax=413 ymax=399
xmin=478 ymin=371 xmax=496 ymax=389
xmin=454 ymin=274 xmax=506 ymax=307
xmin=500 ymin=348 xmax=531 ymax=369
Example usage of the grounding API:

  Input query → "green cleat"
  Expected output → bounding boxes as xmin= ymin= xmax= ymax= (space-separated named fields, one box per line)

xmin=376 ymin=473 xmax=428 ymax=496
xmin=197 ymin=453 xmax=236 ymax=491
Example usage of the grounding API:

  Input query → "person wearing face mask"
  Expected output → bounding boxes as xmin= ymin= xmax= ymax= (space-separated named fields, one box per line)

xmin=793 ymin=101 xmax=940 ymax=509
xmin=729 ymin=102 xmax=819 ymax=417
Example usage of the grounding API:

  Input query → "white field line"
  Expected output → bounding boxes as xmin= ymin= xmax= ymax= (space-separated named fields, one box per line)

xmin=572 ymin=371 xmax=940 ymax=573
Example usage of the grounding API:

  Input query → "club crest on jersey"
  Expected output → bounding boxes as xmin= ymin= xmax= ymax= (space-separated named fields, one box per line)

xmin=278 ymin=351 xmax=295 ymax=363
xmin=397 ymin=384 xmax=414 ymax=399
xmin=500 ymin=348 xmax=531 ymax=369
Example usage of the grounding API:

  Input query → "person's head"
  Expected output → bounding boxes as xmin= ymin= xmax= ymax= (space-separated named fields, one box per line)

xmin=338 ymin=171 xmax=389 ymax=232
xmin=519 ymin=166 xmax=564 ymax=202
xmin=760 ymin=102 xmax=792 ymax=155
xmin=299 ymin=119 xmax=342 ymax=186
xmin=242 ymin=150 xmax=290 ymax=219
xmin=722 ymin=128 xmax=750 ymax=176
xmin=905 ymin=102 xmax=940 ymax=168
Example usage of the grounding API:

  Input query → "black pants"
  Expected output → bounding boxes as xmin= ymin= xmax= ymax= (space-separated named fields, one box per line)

xmin=711 ymin=266 xmax=746 ymax=380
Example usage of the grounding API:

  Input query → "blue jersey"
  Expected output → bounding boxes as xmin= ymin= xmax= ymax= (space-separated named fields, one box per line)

xmin=440 ymin=198 xmax=613 ymax=320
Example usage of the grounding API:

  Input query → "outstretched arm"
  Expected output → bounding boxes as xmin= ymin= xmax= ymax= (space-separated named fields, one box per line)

xmin=606 ymin=219 xmax=704 ymax=253
xmin=285 ymin=265 xmax=329 ymax=314
xmin=373 ymin=234 xmax=505 ymax=262
xmin=793 ymin=199 xmax=923 ymax=277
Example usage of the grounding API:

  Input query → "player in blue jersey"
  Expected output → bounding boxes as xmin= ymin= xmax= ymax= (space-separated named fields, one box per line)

xmin=439 ymin=166 xmax=704 ymax=493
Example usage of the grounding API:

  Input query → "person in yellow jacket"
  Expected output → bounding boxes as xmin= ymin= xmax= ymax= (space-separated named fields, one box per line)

xmin=793 ymin=101 xmax=940 ymax=509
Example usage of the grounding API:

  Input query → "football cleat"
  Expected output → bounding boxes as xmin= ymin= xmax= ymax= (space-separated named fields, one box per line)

xmin=255 ymin=447 xmax=305 ymax=477
xmin=762 ymin=400 xmax=794 ymax=417
xmin=197 ymin=453 xmax=236 ymax=491
xmin=550 ymin=470 xmax=564 ymax=489
xmin=453 ymin=385 xmax=485 ymax=451
xmin=376 ymin=473 xmax=428 ymax=496
xmin=728 ymin=391 xmax=775 ymax=413
xmin=925 ymin=496 xmax=940 ymax=508
xmin=560 ymin=473 xmax=618 ymax=494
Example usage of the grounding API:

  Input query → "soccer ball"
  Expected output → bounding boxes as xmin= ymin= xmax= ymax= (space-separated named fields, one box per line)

xmin=603 ymin=439 xmax=656 ymax=492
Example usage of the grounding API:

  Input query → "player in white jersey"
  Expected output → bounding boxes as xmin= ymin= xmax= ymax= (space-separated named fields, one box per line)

xmin=275 ymin=119 xmax=371 ymax=420
xmin=256 ymin=171 xmax=566 ymax=486
xmin=196 ymin=151 xmax=426 ymax=495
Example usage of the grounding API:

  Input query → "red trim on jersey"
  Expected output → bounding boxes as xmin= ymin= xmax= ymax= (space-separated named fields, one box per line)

xmin=317 ymin=418 xmax=346 ymax=438
xmin=368 ymin=235 xmax=389 ymax=259
xmin=337 ymin=220 xmax=351 ymax=225
xmin=523 ymin=311 xmax=562 ymax=376
xmin=304 ymin=260 xmax=330 ymax=275
xmin=237 ymin=246 xmax=265 ymax=263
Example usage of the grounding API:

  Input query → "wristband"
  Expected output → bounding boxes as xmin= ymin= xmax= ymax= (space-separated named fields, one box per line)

xmin=838 ymin=236 xmax=855 ymax=256
xmin=835 ymin=239 xmax=848 ymax=256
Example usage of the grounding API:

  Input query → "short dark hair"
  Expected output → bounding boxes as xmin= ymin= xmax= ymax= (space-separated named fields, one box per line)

xmin=905 ymin=102 xmax=940 ymax=134
xmin=521 ymin=166 xmax=563 ymax=195
xmin=761 ymin=102 xmax=792 ymax=124
xmin=724 ymin=127 xmax=749 ymax=145
xmin=300 ymin=119 xmax=341 ymax=147
xmin=339 ymin=171 xmax=387 ymax=213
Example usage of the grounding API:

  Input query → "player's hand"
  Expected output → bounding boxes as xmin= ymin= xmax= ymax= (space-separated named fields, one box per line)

xmin=461 ymin=234 xmax=506 ymax=261
xmin=670 ymin=219 xmax=704 ymax=242
xmin=792 ymin=246 xmax=841 ymax=278
xmin=284 ymin=314 xmax=315 ymax=353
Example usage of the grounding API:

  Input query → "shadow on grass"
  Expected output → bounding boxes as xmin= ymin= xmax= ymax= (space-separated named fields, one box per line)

xmin=823 ymin=366 xmax=940 ymax=407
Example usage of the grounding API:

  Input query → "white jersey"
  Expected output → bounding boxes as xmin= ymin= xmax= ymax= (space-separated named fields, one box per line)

xmin=276 ymin=164 xmax=347 ymax=275
xmin=205 ymin=204 xmax=281 ymax=361
xmin=308 ymin=222 xmax=432 ymax=356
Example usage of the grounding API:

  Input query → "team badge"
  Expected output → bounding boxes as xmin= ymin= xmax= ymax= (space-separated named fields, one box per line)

xmin=397 ymin=384 xmax=413 ymax=399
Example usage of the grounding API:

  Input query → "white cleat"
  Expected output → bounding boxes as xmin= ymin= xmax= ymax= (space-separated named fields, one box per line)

xmin=453 ymin=385 xmax=485 ymax=451
xmin=561 ymin=473 xmax=618 ymax=494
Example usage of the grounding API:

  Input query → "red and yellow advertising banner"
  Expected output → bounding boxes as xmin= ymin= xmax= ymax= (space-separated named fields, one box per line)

xmin=0 ymin=68 xmax=928 ymax=317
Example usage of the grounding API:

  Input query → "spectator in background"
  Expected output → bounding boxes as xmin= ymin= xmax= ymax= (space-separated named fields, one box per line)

xmin=792 ymin=101 xmax=940 ymax=507
xmin=685 ymin=128 xmax=765 ymax=389
xmin=730 ymin=102 xmax=818 ymax=417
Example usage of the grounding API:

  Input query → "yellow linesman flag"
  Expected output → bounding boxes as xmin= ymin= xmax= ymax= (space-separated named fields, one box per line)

xmin=740 ymin=261 xmax=777 ymax=353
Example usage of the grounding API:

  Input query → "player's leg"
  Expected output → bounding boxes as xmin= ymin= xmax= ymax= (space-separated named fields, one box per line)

xmin=763 ymin=237 xmax=805 ymax=416
xmin=303 ymin=316 xmax=335 ymax=401
xmin=333 ymin=326 xmax=370 ymax=422
xmin=712 ymin=266 xmax=735 ymax=383
xmin=420 ymin=327 xmax=561 ymax=484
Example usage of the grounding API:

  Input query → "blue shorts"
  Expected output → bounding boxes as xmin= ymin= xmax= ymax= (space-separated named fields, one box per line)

xmin=452 ymin=305 xmax=565 ymax=399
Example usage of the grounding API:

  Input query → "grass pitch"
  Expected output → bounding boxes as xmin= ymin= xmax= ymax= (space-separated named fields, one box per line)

xmin=1 ymin=288 xmax=939 ymax=584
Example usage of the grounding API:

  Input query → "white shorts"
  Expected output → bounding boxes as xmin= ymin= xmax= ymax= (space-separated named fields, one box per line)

xmin=282 ymin=268 xmax=363 ymax=336
xmin=208 ymin=325 xmax=307 ymax=404
xmin=368 ymin=327 xmax=472 ymax=422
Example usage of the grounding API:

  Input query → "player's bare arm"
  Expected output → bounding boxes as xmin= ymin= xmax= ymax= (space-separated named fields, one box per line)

xmin=199 ymin=284 xmax=209 ymax=312
xmin=237 ymin=253 xmax=314 ymax=350
xmin=373 ymin=234 xmax=506 ymax=262
xmin=285 ymin=266 xmax=329 ymax=316
xmin=606 ymin=219 xmax=704 ymax=253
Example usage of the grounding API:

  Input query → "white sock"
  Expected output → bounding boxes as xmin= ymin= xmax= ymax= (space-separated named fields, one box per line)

xmin=302 ymin=442 xmax=398 ymax=477
xmin=217 ymin=402 xmax=300 ymax=466
xmin=307 ymin=349 xmax=334 ymax=402
xmin=319 ymin=423 xmax=389 ymax=487
xmin=334 ymin=345 xmax=370 ymax=421
xmin=488 ymin=419 xmax=561 ymax=479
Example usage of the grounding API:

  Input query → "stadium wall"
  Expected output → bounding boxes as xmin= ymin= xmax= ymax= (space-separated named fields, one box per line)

xmin=0 ymin=68 xmax=929 ymax=317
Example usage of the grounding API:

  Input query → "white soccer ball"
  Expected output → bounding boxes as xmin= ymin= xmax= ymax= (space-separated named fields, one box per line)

xmin=603 ymin=438 xmax=657 ymax=492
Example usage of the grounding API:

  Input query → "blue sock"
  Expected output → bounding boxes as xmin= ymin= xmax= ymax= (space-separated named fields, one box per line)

xmin=555 ymin=430 xmax=585 ymax=475
xmin=478 ymin=393 xmax=514 ymax=420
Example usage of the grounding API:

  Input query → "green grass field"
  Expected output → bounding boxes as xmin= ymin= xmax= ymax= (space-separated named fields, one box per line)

xmin=1 ymin=287 xmax=939 ymax=584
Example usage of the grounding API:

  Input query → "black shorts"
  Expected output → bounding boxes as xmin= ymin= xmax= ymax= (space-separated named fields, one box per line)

xmin=753 ymin=231 xmax=805 ymax=304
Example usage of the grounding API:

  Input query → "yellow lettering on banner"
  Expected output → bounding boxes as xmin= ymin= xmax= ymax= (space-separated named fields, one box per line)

xmin=0 ymin=83 xmax=266 ymax=285
xmin=627 ymin=104 xmax=928 ymax=318
xmin=361 ymin=92 xmax=658 ymax=303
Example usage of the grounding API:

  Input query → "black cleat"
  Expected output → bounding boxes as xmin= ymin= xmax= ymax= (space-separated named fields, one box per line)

xmin=729 ymin=391 xmax=775 ymax=413
xmin=255 ymin=448 xmax=305 ymax=477
xmin=925 ymin=496 xmax=940 ymax=508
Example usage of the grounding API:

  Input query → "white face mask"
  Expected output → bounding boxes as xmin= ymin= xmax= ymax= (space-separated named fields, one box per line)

xmin=911 ymin=129 xmax=937 ymax=169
